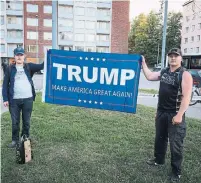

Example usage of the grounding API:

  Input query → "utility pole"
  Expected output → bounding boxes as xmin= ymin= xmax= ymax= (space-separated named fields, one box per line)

xmin=157 ymin=43 xmax=160 ymax=65
xmin=36 ymin=15 xmax=38 ymax=63
xmin=161 ymin=0 xmax=168 ymax=69
xmin=52 ymin=1 xmax=58 ymax=49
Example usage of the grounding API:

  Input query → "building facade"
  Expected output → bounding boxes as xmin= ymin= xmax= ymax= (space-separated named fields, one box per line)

xmin=24 ymin=1 xmax=52 ymax=63
xmin=181 ymin=0 xmax=201 ymax=56
xmin=57 ymin=0 xmax=130 ymax=54
xmin=1 ymin=0 xmax=23 ymax=62
xmin=1 ymin=0 xmax=130 ymax=64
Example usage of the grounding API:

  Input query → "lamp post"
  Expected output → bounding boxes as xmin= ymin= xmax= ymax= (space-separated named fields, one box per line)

xmin=35 ymin=14 xmax=38 ymax=63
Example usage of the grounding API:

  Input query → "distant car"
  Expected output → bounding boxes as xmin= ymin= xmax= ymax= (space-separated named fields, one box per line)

xmin=153 ymin=63 xmax=161 ymax=72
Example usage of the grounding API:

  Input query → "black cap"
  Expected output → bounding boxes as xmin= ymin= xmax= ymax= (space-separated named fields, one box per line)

xmin=168 ymin=48 xmax=182 ymax=56
xmin=14 ymin=47 xmax=25 ymax=55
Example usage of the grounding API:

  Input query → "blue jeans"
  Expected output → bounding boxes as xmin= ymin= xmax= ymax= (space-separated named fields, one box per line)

xmin=10 ymin=97 xmax=33 ymax=141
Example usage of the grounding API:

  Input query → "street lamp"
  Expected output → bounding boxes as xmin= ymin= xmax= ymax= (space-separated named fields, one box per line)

xmin=35 ymin=14 xmax=38 ymax=63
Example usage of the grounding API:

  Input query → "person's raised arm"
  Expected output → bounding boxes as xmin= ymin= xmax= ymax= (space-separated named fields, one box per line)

xmin=141 ymin=56 xmax=161 ymax=81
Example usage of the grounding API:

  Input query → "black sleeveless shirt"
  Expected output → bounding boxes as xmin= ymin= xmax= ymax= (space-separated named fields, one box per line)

xmin=157 ymin=67 xmax=184 ymax=112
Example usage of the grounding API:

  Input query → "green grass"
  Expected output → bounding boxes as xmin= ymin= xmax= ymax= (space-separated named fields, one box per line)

xmin=1 ymin=94 xmax=201 ymax=183
xmin=139 ymin=89 xmax=159 ymax=94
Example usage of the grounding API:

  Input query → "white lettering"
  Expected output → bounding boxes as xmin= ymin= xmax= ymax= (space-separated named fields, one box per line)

xmin=83 ymin=67 xmax=98 ymax=83
xmin=100 ymin=68 xmax=118 ymax=85
xmin=120 ymin=69 xmax=135 ymax=85
xmin=68 ymin=65 xmax=82 ymax=82
xmin=53 ymin=63 xmax=66 ymax=80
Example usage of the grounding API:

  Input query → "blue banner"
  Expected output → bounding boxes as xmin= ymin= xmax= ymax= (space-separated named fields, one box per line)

xmin=43 ymin=49 xmax=142 ymax=113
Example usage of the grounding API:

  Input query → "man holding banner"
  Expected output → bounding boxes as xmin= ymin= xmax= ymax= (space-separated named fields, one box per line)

xmin=2 ymin=47 xmax=44 ymax=148
xmin=142 ymin=48 xmax=193 ymax=182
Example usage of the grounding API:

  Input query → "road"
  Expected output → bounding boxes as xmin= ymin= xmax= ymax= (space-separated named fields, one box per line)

xmin=1 ymin=73 xmax=201 ymax=120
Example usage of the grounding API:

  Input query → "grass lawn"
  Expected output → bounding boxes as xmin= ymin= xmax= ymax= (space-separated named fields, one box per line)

xmin=1 ymin=93 xmax=201 ymax=183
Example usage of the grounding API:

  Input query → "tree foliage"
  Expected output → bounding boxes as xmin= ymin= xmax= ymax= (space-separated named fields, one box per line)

xmin=129 ymin=11 xmax=182 ymax=66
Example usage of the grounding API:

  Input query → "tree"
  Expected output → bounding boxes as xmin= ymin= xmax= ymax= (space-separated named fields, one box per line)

xmin=128 ymin=10 xmax=182 ymax=66
xmin=166 ymin=12 xmax=183 ymax=53
xmin=128 ymin=12 xmax=162 ymax=66
xmin=128 ymin=13 xmax=148 ymax=55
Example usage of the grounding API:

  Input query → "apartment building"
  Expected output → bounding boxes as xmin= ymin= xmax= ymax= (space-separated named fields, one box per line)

xmin=181 ymin=0 xmax=201 ymax=55
xmin=0 ymin=0 xmax=23 ymax=62
xmin=1 ymin=0 xmax=130 ymax=64
xmin=24 ymin=1 xmax=52 ymax=63
xmin=57 ymin=0 xmax=129 ymax=54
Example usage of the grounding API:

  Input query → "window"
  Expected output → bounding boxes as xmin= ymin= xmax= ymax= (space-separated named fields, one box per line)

xmin=197 ymin=35 xmax=200 ymax=41
xmin=27 ymin=18 xmax=38 ymax=26
xmin=97 ymin=34 xmax=109 ymax=41
xmin=7 ymin=2 xmax=22 ymax=10
xmin=75 ymin=1 xmax=85 ymax=6
xmin=190 ymin=48 xmax=193 ymax=53
xmin=184 ymin=48 xmax=187 ymax=53
xmin=58 ymin=19 xmax=73 ymax=28
xmin=59 ymin=32 xmax=73 ymax=41
xmin=59 ymin=46 xmax=73 ymax=51
xmin=97 ymin=21 xmax=110 ymax=30
xmin=75 ymin=34 xmax=84 ymax=41
xmin=96 ymin=46 xmax=109 ymax=53
xmin=196 ymin=47 xmax=199 ymax=53
xmin=97 ymin=0 xmax=111 ymax=3
xmin=7 ymin=30 xmax=23 ymax=39
xmin=86 ymin=34 xmax=95 ymax=42
xmin=27 ymin=31 xmax=38 ymax=40
xmin=85 ymin=21 xmax=96 ymax=29
xmin=186 ymin=16 xmax=190 ymax=22
xmin=1 ymin=1 xmax=4 ymax=11
xmin=184 ymin=38 xmax=188 ymax=43
xmin=1 ymin=16 xmax=4 ymax=25
xmin=0 ymin=44 xmax=5 ymax=53
xmin=26 ymin=45 xmax=38 ymax=53
xmin=86 ymin=8 xmax=96 ymax=16
xmin=97 ymin=8 xmax=110 ymax=16
xmin=44 ymin=5 xmax=52 ymax=14
xmin=27 ymin=4 xmax=38 ymax=12
xmin=75 ymin=20 xmax=85 ymax=29
xmin=44 ymin=19 xmax=52 ymax=27
xmin=86 ymin=0 xmax=96 ymax=4
xmin=7 ymin=44 xmax=22 ymax=56
xmin=199 ymin=23 xmax=201 ymax=30
xmin=182 ymin=58 xmax=189 ymax=68
xmin=86 ymin=47 xmax=95 ymax=52
xmin=75 ymin=7 xmax=84 ymax=15
xmin=44 ymin=32 xmax=52 ymax=40
xmin=7 ymin=16 xmax=22 ymax=24
xmin=191 ymin=36 xmax=194 ymax=42
xmin=59 ymin=5 xmax=73 ymax=15
xmin=75 ymin=46 xmax=84 ymax=51
xmin=192 ymin=14 xmax=196 ymax=20
xmin=192 ymin=25 xmax=195 ymax=31
xmin=0 ymin=30 xmax=5 ymax=38
xmin=190 ymin=58 xmax=201 ymax=69
xmin=185 ymin=27 xmax=189 ymax=33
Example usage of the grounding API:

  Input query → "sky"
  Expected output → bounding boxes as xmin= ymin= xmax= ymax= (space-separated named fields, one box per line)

xmin=129 ymin=0 xmax=186 ymax=21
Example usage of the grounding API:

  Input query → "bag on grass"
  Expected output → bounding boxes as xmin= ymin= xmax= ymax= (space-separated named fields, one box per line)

xmin=16 ymin=135 xmax=33 ymax=164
